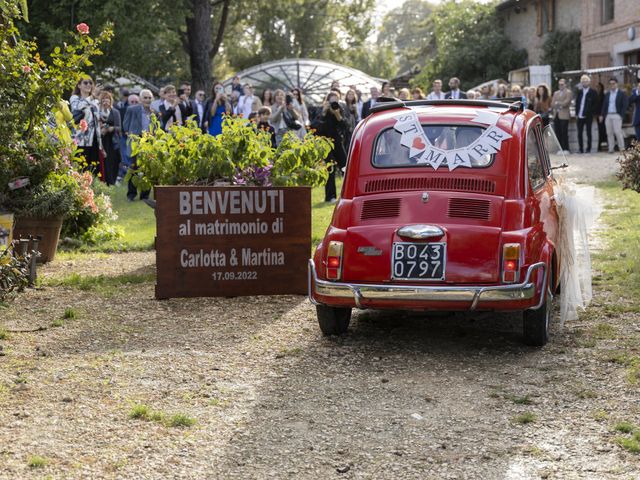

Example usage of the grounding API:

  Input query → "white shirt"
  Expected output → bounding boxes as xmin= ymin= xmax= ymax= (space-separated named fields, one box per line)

xmin=608 ymin=89 xmax=618 ymax=114
xmin=578 ymin=87 xmax=589 ymax=118
xmin=195 ymin=100 xmax=204 ymax=126
xmin=449 ymin=89 xmax=460 ymax=100
xmin=427 ymin=91 xmax=444 ymax=100
xmin=163 ymin=99 xmax=182 ymax=128
xmin=237 ymin=95 xmax=255 ymax=118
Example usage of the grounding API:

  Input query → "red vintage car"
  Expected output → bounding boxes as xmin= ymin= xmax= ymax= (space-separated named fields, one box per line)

xmin=309 ymin=98 xmax=563 ymax=346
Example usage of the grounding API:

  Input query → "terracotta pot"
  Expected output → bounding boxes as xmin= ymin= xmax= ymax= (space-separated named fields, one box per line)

xmin=13 ymin=216 xmax=63 ymax=263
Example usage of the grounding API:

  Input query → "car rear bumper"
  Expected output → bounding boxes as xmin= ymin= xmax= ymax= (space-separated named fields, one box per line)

xmin=308 ymin=259 xmax=546 ymax=311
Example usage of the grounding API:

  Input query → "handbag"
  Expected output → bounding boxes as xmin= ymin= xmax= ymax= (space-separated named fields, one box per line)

xmin=283 ymin=110 xmax=302 ymax=131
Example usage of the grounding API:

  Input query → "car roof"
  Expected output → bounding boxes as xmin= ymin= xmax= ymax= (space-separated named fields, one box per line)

xmin=364 ymin=98 xmax=529 ymax=134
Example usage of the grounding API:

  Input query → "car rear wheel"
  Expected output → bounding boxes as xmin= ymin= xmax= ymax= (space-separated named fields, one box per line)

xmin=523 ymin=287 xmax=552 ymax=347
xmin=316 ymin=305 xmax=351 ymax=335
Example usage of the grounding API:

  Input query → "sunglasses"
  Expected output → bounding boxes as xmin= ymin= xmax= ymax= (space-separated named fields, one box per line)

xmin=81 ymin=80 xmax=93 ymax=86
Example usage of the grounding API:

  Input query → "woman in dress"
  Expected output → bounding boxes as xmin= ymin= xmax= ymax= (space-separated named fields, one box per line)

xmin=98 ymin=91 xmax=122 ymax=186
xmin=291 ymin=88 xmax=308 ymax=139
xmin=535 ymin=83 xmax=552 ymax=127
xmin=261 ymin=89 xmax=274 ymax=108
xmin=269 ymin=89 xmax=301 ymax=146
xmin=70 ymin=76 xmax=103 ymax=177
xmin=205 ymin=83 xmax=232 ymax=136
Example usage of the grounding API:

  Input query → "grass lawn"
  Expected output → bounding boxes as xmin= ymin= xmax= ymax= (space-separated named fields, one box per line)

xmin=59 ymin=180 xmax=341 ymax=256
xmin=592 ymin=180 xmax=640 ymax=306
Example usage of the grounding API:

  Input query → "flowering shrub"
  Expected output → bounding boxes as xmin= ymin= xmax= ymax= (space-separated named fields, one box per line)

xmin=618 ymin=140 xmax=640 ymax=193
xmin=0 ymin=2 xmax=116 ymax=244
xmin=0 ymin=0 xmax=111 ymax=211
xmin=61 ymin=174 xmax=121 ymax=244
xmin=129 ymin=116 xmax=331 ymax=191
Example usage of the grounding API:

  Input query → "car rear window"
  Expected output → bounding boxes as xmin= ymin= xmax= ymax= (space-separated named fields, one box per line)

xmin=372 ymin=125 xmax=494 ymax=168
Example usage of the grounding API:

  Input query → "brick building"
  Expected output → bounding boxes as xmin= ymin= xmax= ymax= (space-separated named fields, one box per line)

xmin=497 ymin=0 xmax=640 ymax=83
xmin=580 ymin=0 xmax=640 ymax=85
xmin=496 ymin=0 xmax=582 ymax=66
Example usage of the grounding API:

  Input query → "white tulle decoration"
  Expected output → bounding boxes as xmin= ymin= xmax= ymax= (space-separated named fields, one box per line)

xmin=553 ymin=180 xmax=599 ymax=328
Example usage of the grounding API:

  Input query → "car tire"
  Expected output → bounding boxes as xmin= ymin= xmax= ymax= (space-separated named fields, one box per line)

xmin=316 ymin=305 xmax=351 ymax=335
xmin=523 ymin=287 xmax=552 ymax=347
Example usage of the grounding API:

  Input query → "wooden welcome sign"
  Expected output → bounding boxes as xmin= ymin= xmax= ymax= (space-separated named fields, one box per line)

xmin=154 ymin=186 xmax=311 ymax=299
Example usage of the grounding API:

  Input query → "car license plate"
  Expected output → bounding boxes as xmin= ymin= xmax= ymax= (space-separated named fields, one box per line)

xmin=391 ymin=242 xmax=446 ymax=280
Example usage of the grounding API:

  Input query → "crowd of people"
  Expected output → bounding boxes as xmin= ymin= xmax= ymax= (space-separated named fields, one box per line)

xmin=68 ymin=72 xmax=640 ymax=203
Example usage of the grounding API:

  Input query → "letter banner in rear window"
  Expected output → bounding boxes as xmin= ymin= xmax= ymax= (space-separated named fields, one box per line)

xmin=375 ymin=110 xmax=512 ymax=171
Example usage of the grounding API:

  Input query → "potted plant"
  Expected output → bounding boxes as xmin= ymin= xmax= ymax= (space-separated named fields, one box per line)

xmin=0 ymin=2 xmax=113 ymax=261
xmin=128 ymin=116 xmax=332 ymax=191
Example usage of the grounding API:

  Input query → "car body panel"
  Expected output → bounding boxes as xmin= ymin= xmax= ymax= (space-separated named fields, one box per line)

xmin=311 ymin=100 xmax=560 ymax=312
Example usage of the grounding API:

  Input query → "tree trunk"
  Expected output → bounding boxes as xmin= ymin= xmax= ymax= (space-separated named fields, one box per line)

xmin=184 ymin=0 xmax=230 ymax=95
xmin=185 ymin=0 xmax=213 ymax=94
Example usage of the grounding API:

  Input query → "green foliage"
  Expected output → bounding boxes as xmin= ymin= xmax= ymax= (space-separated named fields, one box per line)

xmin=63 ymin=307 xmax=78 ymax=319
xmin=514 ymin=412 xmax=537 ymax=424
xmin=0 ymin=246 xmax=31 ymax=302
xmin=0 ymin=3 xmax=116 ymax=247
xmin=617 ymin=141 xmax=640 ymax=194
xmin=27 ymin=455 xmax=48 ymax=469
xmin=541 ymin=30 xmax=581 ymax=83
xmin=412 ymin=0 xmax=527 ymax=90
xmin=615 ymin=421 xmax=636 ymax=434
xmin=20 ymin=0 xmax=187 ymax=82
xmin=130 ymin=117 xmax=331 ymax=191
xmin=129 ymin=403 xmax=196 ymax=428
xmin=379 ymin=0 xmax=435 ymax=72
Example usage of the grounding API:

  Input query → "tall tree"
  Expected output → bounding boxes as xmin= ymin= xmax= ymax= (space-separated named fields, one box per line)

xmin=183 ymin=0 xmax=230 ymax=93
xmin=379 ymin=0 xmax=435 ymax=72
xmin=412 ymin=0 xmax=527 ymax=90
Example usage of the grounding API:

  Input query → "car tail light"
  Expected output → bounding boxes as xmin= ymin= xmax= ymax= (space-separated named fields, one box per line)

xmin=502 ymin=243 xmax=520 ymax=283
xmin=326 ymin=241 xmax=344 ymax=280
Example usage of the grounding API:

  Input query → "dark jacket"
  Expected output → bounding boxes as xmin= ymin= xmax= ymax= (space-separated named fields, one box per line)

xmin=123 ymin=104 xmax=156 ymax=136
xmin=575 ymin=87 xmax=598 ymax=118
xmin=629 ymin=88 xmax=640 ymax=126
xmin=158 ymin=103 xmax=187 ymax=130
xmin=190 ymin=99 xmax=206 ymax=130
xmin=361 ymin=99 xmax=376 ymax=119
xmin=444 ymin=90 xmax=468 ymax=100
xmin=601 ymin=90 xmax=628 ymax=119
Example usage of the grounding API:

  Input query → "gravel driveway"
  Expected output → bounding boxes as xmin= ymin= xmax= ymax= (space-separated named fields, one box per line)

xmin=1 ymin=152 xmax=638 ymax=479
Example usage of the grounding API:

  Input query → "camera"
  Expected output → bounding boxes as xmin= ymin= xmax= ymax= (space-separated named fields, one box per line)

xmin=330 ymin=101 xmax=340 ymax=110
xmin=285 ymin=93 xmax=294 ymax=105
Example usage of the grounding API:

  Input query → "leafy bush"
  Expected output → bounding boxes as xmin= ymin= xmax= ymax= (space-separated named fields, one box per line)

xmin=0 ymin=247 xmax=31 ymax=303
xmin=618 ymin=141 xmax=640 ymax=193
xmin=0 ymin=2 xmax=114 ymax=242
xmin=129 ymin=117 xmax=332 ymax=191
xmin=542 ymin=30 xmax=581 ymax=88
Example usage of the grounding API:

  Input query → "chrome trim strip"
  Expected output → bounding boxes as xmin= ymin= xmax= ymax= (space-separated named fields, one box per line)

xmin=397 ymin=224 xmax=444 ymax=239
xmin=308 ymin=260 xmax=546 ymax=310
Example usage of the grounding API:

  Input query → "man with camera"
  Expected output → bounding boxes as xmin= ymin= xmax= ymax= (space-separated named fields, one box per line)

xmin=319 ymin=91 xmax=348 ymax=202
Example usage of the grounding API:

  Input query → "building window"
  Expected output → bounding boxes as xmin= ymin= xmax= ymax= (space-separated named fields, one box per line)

xmin=602 ymin=0 xmax=614 ymax=24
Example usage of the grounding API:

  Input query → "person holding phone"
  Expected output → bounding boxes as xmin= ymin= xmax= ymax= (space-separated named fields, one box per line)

xmin=204 ymin=83 xmax=232 ymax=136
xmin=269 ymin=89 xmax=301 ymax=146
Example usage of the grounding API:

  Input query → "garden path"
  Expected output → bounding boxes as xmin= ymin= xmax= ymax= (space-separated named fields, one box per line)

xmin=1 ymin=152 xmax=638 ymax=479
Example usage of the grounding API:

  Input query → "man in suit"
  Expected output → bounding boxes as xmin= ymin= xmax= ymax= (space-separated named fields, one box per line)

xmin=361 ymin=86 xmax=380 ymax=119
xmin=575 ymin=74 xmax=598 ymax=153
xmin=123 ymin=89 xmax=156 ymax=201
xmin=445 ymin=77 xmax=467 ymax=100
xmin=629 ymin=82 xmax=640 ymax=141
xmin=601 ymin=77 xmax=628 ymax=153
xmin=552 ymin=78 xmax=573 ymax=153
xmin=191 ymin=89 xmax=207 ymax=132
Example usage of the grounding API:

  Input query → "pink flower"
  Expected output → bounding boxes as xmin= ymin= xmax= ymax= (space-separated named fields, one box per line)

xmin=22 ymin=65 xmax=31 ymax=73
xmin=79 ymin=119 xmax=88 ymax=132
xmin=76 ymin=23 xmax=90 ymax=35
